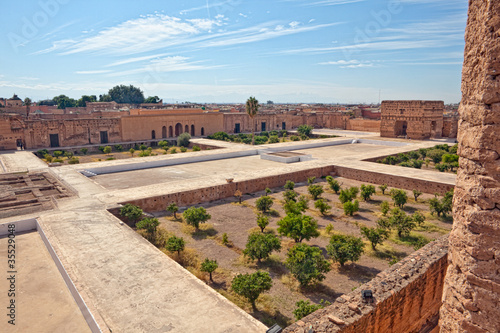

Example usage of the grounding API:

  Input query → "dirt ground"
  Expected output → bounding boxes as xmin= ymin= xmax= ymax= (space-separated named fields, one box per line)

xmin=150 ymin=177 xmax=452 ymax=327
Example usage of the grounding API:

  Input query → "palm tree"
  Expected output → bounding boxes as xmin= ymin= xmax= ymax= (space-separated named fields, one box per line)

xmin=24 ymin=97 xmax=32 ymax=117
xmin=246 ymin=96 xmax=259 ymax=145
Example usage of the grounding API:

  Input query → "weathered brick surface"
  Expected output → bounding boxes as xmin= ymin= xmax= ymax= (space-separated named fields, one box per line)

xmin=440 ymin=1 xmax=500 ymax=332
xmin=283 ymin=237 xmax=449 ymax=333
xmin=334 ymin=166 xmax=454 ymax=195
xmin=380 ymin=100 xmax=446 ymax=139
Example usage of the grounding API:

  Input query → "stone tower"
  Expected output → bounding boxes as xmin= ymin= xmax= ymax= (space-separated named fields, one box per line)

xmin=440 ymin=1 xmax=500 ymax=332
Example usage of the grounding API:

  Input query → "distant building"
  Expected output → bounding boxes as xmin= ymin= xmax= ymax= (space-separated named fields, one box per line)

xmin=380 ymin=100 xmax=445 ymax=139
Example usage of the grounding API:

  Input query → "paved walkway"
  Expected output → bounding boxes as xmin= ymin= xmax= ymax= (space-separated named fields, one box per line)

xmin=0 ymin=130 xmax=456 ymax=332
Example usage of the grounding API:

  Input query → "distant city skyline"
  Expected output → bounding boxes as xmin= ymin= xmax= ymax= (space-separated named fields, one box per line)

xmin=0 ymin=0 xmax=467 ymax=104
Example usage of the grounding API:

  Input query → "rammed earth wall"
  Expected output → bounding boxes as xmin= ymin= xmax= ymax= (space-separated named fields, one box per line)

xmin=440 ymin=1 xmax=500 ymax=331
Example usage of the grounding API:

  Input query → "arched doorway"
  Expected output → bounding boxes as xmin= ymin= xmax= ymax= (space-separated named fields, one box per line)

xmin=201 ymin=127 xmax=205 ymax=136
xmin=169 ymin=126 xmax=173 ymax=137
xmin=162 ymin=126 xmax=167 ymax=138
xmin=191 ymin=124 xmax=195 ymax=136
xmin=175 ymin=123 xmax=182 ymax=136
xmin=184 ymin=125 xmax=189 ymax=133
xmin=151 ymin=130 xmax=156 ymax=139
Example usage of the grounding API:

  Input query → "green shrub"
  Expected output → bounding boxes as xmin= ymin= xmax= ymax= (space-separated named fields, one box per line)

xmin=114 ymin=144 xmax=123 ymax=152
xmin=256 ymin=196 xmax=274 ymax=213
xmin=180 ymin=147 xmax=187 ymax=153
xmin=297 ymin=125 xmax=313 ymax=137
xmin=53 ymin=150 xmax=63 ymax=157
xmin=286 ymin=243 xmax=330 ymax=286
xmin=192 ymin=145 xmax=201 ymax=151
xmin=183 ymin=207 xmax=211 ymax=229
xmin=290 ymin=135 xmax=300 ymax=141
xmin=293 ymin=300 xmax=331 ymax=320
xmin=68 ymin=157 xmax=80 ymax=164
xmin=80 ymin=148 xmax=88 ymax=155
xmin=208 ymin=131 xmax=229 ymax=141
xmin=327 ymin=234 xmax=364 ymax=266
xmin=343 ymin=200 xmax=359 ymax=216
xmin=53 ymin=158 xmax=64 ymax=163
xmin=170 ymin=147 xmax=177 ymax=154
xmin=177 ymin=133 xmax=191 ymax=147
xmin=326 ymin=176 xmax=341 ymax=193
xmin=268 ymin=135 xmax=279 ymax=143
xmin=44 ymin=154 xmax=53 ymax=162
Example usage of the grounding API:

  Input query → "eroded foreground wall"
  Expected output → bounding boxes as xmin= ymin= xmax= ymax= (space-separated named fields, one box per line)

xmin=284 ymin=237 xmax=449 ymax=333
xmin=440 ymin=1 xmax=500 ymax=332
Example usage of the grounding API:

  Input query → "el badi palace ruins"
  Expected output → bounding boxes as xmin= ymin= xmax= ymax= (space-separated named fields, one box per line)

xmin=0 ymin=1 xmax=498 ymax=333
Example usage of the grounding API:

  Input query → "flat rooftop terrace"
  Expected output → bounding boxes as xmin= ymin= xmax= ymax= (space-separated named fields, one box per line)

xmin=90 ymin=143 xmax=401 ymax=190
xmin=0 ymin=231 xmax=91 ymax=333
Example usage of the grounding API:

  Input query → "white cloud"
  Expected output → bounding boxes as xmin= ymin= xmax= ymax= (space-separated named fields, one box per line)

xmin=76 ymin=70 xmax=112 ymax=75
xmin=199 ymin=22 xmax=341 ymax=48
xmin=319 ymin=59 xmax=377 ymax=68
xmin=37 ymin=14 xmax=225 ymax=56
xmin=239 ymin=13 xmax=248 ymax=18
xmin=106 ymin=56 xmax=223 ymax=77
xmin=19 ymin=76 xmax=40 ymax=81
xmin=281 ymin=0 xmax=365 ymax=6
xmin=36 ymin=14 xmax=336 ymax=58
xmin=179 ymin=1 xmax=229 ymax=14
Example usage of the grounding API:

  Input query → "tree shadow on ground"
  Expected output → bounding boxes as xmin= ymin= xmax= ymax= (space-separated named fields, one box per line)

xmin=337 ymin=263 xmax=382 ymax=284
xmin=256 ymin=257 xmax=288 ymax=278
xmin=302 ymin=283 xmax=341 ymax=303
xmin=370 ymin=246 xmax=407 ymax=261
xmin=351 ymin=214 xmax=370 ymax=221
xmin=189 ymin=226 xmax=218 ymax=240
xmin=252 ymin=307 xmax=291 ymax=329
xmin=403 ymin=205 xmax=419 ymax=214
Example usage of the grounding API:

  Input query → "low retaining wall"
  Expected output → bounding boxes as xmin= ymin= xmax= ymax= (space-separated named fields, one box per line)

xmin=284 ymin=236 xmax=449 ymax=333
xmin=333 ymin=166 xmax=454 ymax=195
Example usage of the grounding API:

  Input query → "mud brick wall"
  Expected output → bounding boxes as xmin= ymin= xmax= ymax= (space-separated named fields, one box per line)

xmin=440 ymin=1 xmax=500 ymax=332
xmin=284 ymin=236 xmax=449 ymax=333
xmin=347 ymin=119 xmax=380 ymax=132
xmin=442 ymin=117 xmax=459 ymax=138
xmin=333 ymin=166 xmax=454 ymax=195
xmin=122 ymin=166 xmax=335 ymax=212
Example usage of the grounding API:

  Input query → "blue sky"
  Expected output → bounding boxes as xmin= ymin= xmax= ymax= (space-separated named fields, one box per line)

xmin=0 ymin=0 xmax=468 ymax=103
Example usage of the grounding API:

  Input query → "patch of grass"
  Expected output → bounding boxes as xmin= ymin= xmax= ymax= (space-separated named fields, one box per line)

xmin=247 ymin=226 xmax=277 ymax=235
xmin=181 ymin=223 xmax=218 ymax=239
xmin=280 ymin=273 xmax=300 ymax=292
xmin=390 ymin=231 xmax=432 ymax=250
xmin=424 ymin=211 xmax=453 ymax=224
xmin=364 ymin=241 xmax=407 ymax=261
xmin=164 ymin=247 xmax=201 ymax=269
xmin=414 ymin=221 xmax=449 ymax=234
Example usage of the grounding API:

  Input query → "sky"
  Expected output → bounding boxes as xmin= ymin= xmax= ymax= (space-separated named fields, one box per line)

xmin=0 ymin=0 xmax=468 ymax=104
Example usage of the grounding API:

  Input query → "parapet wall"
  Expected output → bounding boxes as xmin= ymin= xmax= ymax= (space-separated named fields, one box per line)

xmin=284 ymin=236 xmax=449 ymax=333
xmin=122 ymin=162 xmax=454 ymax=212
xmin=333 ymin=165 xmax=454 ymax=195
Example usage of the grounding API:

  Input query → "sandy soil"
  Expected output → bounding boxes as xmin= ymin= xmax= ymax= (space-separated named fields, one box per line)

xmin=152 ymin=177 xmax=452 ymax=327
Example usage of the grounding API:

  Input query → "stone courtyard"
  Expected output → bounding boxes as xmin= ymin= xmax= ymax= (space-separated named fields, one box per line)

xmin=0 ymin=130 xmax=456 ymax=332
